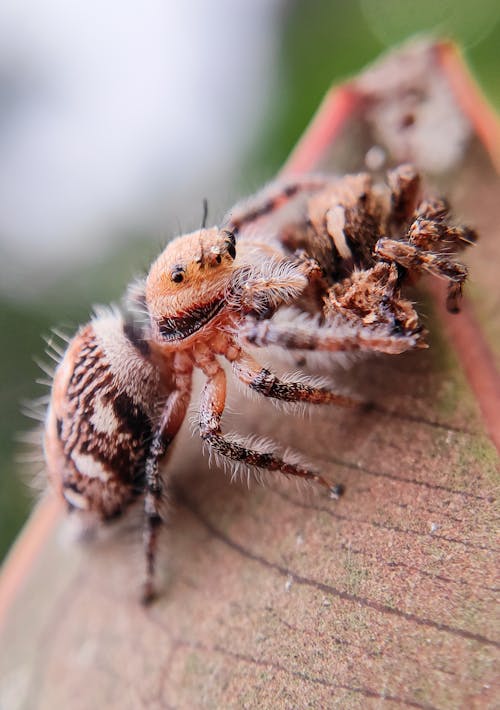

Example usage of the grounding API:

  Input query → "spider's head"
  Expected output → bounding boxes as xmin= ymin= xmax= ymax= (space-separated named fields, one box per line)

xmin=145 ymin=227 xmax=237 ymax=344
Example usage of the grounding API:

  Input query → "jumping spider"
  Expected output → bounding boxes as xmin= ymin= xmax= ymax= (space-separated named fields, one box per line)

xmin=43 ymin=164 xmax=475 ymax=602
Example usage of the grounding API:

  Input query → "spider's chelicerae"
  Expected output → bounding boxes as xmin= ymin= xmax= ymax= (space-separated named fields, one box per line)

xmin=43 ymin=164 xmax=475 ymax=602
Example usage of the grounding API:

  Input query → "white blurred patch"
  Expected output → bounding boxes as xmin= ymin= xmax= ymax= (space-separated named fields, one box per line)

xmin=0 ymin=0 xmax=284 ymax=294
xmin=71 ymin=452 xmax=111 ymax=482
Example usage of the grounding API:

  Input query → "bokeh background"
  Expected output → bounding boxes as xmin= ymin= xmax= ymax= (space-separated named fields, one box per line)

xmin=1 ymin=0 xmax=499 ymax=561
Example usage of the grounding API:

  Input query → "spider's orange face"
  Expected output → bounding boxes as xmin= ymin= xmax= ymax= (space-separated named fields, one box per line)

xmin=145 ymin=227 xmax=237 ymax=344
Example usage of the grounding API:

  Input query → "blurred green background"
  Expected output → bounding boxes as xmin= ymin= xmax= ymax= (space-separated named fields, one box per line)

xmin=1 ymin=0 xmax=499 ymax=561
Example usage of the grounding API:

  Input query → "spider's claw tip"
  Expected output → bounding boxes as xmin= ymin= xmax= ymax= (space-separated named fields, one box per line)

xmin=329 ymin=484 xmax=344 ymax=499
xmin=446 ymin=300 xmax=461 ymax=315
xmin=140 ymin=583 xmax=157 ymax=606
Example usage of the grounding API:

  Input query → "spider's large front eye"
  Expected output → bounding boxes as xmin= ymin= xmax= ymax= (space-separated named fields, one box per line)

xmin=223 ymin=230 xmax=236 ymax=260
xmin=171 ymin=267 xmax=185 ymax=283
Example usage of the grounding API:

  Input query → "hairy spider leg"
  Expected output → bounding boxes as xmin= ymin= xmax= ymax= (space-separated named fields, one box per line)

xmin=376 ymin=197 xmax=476 ymax=313
xmin=193 ymin=343 xmax=343 ymax=497
xmin=242 ymin=317 xmax=421 ymax=355
xmin=142 ymin=352 xmax=193 ymax=604
xmin=386 ymin=163 xmax=421 ymax=229
xmin=229 ymin=348 xmax=361 ymax=408
xmin=225 ymin=176 xmax=330 ymax=236
xmin=375 ymin=239 xmax=469 ymax=313
xmin=410 ymin=199 xmax=477 ymax=249
xmin=226 ymin=165 xmax=421 ymax=241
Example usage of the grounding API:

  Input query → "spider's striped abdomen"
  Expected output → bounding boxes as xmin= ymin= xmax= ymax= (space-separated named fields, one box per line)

xmin=44 ymin=310 xmax=172 ymax=519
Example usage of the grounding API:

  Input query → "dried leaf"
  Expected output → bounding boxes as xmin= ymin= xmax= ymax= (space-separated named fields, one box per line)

xmin=1 ymin=37 xmax=499 ymax=710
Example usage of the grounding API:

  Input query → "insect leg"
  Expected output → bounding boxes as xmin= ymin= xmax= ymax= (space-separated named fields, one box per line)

xmin=142 ymin=352 xmax=193 ymax=604
xmin=194 ymin=349 xmax=341 ymax=497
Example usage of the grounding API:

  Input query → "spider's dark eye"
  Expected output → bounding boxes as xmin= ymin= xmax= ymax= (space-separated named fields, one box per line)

xmin=222 ymin=229 xmax=236 ymax=260
xmin=171 ymin=268 xmax=185 ymax=283
xmin=215 ymin=254 xmax=222 ymax=264
xmin=227 ymin=242 xmax=236 ymax=260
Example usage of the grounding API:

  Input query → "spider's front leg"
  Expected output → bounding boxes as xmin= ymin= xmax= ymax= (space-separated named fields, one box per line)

xmin=193 ymin=344 xmax=342 ymax=497
xmin=242 ymin=312 xmax=421 ymax=355
xmin=229 ymin=253 xmax=321 ymax=320
xmin=142 ymin=351 xmax=193 ymax=604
